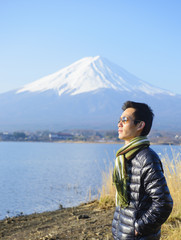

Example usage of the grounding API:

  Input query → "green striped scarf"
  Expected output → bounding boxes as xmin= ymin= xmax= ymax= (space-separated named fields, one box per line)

xmin=113 ymin=136 xmax=150 ymax=208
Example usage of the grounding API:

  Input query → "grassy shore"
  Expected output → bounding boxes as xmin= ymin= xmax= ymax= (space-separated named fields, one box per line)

xmin=99 ymin=148 xmax=181 ymax=240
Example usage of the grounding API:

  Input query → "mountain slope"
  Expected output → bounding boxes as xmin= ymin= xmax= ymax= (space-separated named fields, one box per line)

xmin=0 ymin=56 xmax=180 ymax=131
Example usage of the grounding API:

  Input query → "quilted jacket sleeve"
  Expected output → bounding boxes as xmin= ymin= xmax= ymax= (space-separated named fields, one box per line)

xmin=134 ymin=149 xmax=173 ymax=235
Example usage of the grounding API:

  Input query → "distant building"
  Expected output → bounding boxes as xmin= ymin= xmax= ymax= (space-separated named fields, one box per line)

xmin=49 ymin=132 xmax=74 ymax=141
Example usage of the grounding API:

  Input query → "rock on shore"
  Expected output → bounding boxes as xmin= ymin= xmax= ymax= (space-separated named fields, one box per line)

xmin=0 ymin=200 xmax=114 ymax=240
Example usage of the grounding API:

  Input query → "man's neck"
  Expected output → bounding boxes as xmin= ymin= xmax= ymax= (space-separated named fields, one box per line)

xmin=125 ymin=140 xmax=130 ymax=145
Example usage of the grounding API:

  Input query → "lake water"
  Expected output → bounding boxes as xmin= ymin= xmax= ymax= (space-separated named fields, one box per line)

xmin=0 ymin=142 xmax=180 ymax=220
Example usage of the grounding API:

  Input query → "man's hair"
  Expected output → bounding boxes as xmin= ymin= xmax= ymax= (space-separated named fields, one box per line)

xmin=122 ymin=101 xmax=154 ymax=136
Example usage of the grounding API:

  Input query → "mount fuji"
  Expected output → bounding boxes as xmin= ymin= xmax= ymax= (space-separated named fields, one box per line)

xmin=0 ymin=56 xmax=181 ymax=131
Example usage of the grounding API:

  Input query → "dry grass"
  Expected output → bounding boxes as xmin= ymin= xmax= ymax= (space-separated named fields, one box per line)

xmin=99 ymin=161 xmax=115 ymax=209
xmin=99 ymin=147 xmax=181 ymax=239
xmin=160 ymin=149 xmax=181 ymax=240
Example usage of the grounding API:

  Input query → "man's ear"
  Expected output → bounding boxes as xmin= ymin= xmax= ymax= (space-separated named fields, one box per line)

xmin=137 ymin=121 xmax=145 ymax=131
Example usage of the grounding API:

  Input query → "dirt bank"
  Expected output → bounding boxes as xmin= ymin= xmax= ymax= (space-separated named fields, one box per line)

xmin=0 ymin=200 xmax=114 ymax=240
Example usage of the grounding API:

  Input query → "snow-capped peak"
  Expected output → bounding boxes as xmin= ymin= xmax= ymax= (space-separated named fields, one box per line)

xmin=16 ymin=56 xmax=174 ymax=96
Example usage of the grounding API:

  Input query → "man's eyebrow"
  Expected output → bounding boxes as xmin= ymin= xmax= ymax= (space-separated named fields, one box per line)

xmin=120 ymin=115 xmax=129 ymax=118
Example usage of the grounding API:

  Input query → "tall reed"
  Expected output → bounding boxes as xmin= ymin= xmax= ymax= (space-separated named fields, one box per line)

xmin=160 ymin=149 xmax=181 ymax=239
xmin=99 ymin=147 xmax=181 ymax=239
xmin=99 ymin=161 xmax=115 ymax=209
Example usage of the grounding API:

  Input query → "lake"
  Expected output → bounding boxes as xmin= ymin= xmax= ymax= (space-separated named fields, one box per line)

xmin=0 ymin=142 xmax=180 ymax=220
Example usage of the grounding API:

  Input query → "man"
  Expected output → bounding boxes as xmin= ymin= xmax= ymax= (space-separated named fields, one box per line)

xmin=112 ymin=101 xmax=173 ymax=240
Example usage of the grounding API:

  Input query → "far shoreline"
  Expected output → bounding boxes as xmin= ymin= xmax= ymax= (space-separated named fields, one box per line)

xmin=1 ymin=139 xmax=180 ymax=145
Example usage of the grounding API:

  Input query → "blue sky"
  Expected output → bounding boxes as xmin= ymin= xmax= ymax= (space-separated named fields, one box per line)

xmin=0 ymin=0 xmax=181 ymax=94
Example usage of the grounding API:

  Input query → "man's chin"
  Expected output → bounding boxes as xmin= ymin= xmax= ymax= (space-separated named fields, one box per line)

xmin=118 ymin=134 xmax=123 ymax=140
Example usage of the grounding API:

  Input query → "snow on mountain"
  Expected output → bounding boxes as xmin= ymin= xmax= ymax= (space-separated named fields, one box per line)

xmin=16 ymin=56 xmax=174 ymax=96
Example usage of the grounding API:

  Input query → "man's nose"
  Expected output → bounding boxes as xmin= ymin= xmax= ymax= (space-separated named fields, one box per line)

xmin=118 ymin=121 xmax=123 ymax=127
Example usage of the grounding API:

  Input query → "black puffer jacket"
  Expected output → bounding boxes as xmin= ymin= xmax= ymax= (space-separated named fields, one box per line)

xmin=112 ymin=147 xmax=173 ymax=240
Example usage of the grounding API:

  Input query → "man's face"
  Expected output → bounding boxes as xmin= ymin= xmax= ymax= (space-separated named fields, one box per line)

xmin=118 ymin=107 xmax=141 ymax=144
